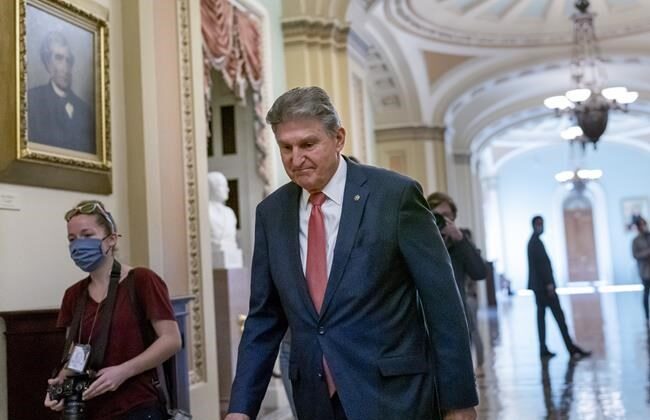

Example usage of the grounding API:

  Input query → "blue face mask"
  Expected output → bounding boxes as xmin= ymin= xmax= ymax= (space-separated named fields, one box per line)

xmin=69 ymin=237 xmax=109 ymax=272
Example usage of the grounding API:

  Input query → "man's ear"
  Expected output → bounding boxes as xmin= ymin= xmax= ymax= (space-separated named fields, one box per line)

xmin=335 ymin=127 xmax=346 ymax=152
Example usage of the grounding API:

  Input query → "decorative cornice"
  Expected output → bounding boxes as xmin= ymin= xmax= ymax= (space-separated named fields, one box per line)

xmin=282 ymin=18 xmax=350 ymax=49
xmin=177 ymin=0 xmax=206 ymax=384
xmin=375 ymin=125 xmax=445 ymax=143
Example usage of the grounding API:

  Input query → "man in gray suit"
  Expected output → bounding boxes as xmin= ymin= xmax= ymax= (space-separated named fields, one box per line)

xmin=226 ymin=87 xmax=478 ymax=420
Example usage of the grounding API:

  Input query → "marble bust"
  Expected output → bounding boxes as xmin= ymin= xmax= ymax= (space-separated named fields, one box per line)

xmin=208 ymin=171 xmax=243 ymax=268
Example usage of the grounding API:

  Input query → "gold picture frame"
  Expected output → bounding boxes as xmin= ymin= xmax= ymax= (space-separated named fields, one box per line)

xmin=0 ymin=0 xmax=111 ymax=193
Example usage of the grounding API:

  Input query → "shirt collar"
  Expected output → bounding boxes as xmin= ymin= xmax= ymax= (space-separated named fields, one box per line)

xmin=51 ymin=81 xmax=68 ymax=98
xmin=301 ymin=155 xmax=347 ymax=208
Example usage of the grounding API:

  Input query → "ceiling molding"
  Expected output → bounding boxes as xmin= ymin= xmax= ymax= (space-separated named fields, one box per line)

xmin=375 ymin=125 xmax=444 ymax=143
xmin=384 ymin=0 xmax=650 ymax=49
xmin=282 ymin=18 xmax=350 ymax=48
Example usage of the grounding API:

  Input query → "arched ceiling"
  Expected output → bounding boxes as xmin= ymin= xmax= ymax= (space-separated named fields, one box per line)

xmin=384 ymin=0 xmax=650 ymax=49
xmin=482 ymin=110 xmax=650 ymax=174
xmin=347 ymin=0 xmax=650 ymax=154
xmin=443 ymin=53 xmax=650 ymax=155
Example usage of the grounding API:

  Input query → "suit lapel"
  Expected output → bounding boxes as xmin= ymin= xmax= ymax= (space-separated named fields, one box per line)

xmin=320 ymin=162 xmax=369 ymax=318
xmin=285 ymin=183 xmax=320 ymax=321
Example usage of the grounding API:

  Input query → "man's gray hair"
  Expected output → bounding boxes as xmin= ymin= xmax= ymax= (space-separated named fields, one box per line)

xmin=40 ymin=31 xmax=74 ymax=68
xmin=266 ymin=86 xmax=341 ymax=136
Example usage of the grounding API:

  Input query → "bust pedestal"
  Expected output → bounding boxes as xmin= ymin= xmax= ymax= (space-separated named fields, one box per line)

xmin=213 ymin=267 xmax=249 ymax=416
xmin=211 ymin=245 xmax=243 ymax=270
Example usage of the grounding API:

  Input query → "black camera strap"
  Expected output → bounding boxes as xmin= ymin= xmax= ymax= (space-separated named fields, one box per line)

xmin=88 ymin=259 xmax=122 ymax=370
xmin=59 ymin=259 xmax=122 ymax=371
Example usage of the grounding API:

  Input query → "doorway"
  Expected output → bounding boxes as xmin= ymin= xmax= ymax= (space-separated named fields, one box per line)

xmin=563 ymin=192 xmax=598 ymax=282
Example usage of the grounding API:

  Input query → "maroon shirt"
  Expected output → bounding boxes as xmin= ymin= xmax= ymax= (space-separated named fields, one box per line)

xmin=57 ymin=267 xmax=176 ymax=419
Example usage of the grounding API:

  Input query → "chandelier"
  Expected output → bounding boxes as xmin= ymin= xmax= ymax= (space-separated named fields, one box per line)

xmin=555 ymin=168 xmax=603 ymax=193
xmin=543 ymin=0 xmax=638 ymax=149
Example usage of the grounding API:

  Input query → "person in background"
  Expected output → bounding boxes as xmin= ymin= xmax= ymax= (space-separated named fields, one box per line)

xmin=631 ymin=216 xmax=650 ymax=325
xmin=44 ymin=200 xmax=181 ymax=419
xmin=427 ymin=192 xmax=487 ymax=376
xmin=528 ymin=215 xmax=591 ymax=359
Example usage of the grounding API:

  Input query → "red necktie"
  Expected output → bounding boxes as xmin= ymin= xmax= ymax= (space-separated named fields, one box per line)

xmin=306 ymin=192 xmax=336 ymax=395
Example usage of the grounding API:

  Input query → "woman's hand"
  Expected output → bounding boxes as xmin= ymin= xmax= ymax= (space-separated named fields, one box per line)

xmin=441 ymin=218 xmax=464 ymax=242
xmin=82 ymin=364 xmax=131 ymax=400
xmin=44 ymin=377 xmax=65 ymax=411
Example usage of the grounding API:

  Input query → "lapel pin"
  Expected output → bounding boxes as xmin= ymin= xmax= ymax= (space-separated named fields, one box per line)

xmin=354 ymin=194 xmax=360 ymax=201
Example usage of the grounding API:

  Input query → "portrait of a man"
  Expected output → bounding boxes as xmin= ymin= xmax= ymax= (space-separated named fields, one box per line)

xmin=26 ymin=5 xmax=96 ymax=155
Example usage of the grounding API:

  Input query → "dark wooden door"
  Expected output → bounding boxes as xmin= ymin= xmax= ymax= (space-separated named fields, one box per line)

xmin=564 ymin=201 xmax=598 ymax=282
xmin=1 ymin=310 xmax=65 ymax=420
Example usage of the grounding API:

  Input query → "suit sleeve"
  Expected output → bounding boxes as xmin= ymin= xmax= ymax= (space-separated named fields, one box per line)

xmin=397 ymin=181 xmax=478 ymax=409
xmin=228 ymin=206 xmax=288 ymax=417
xmin=530 ymin=239 xmax=554 ymax=286
xmin=454 ymin=231 xmax=487 ymax=281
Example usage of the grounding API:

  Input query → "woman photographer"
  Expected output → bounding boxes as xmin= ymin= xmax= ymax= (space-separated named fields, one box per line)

xmin=44 ymin=200 xmax=182 ymax=419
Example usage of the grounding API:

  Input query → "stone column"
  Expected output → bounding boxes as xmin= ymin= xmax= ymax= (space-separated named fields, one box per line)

xmin=375 ymin=126 xmax=447 ymax=194
xmin=282 ymin=18 xmax=355 ymax=156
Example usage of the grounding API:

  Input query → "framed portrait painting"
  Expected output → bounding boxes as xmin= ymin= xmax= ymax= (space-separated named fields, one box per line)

xmin=0 ymin=0 xmax=111 ymax=193
xmin=621 ymin=197 xmax=649 ymax=230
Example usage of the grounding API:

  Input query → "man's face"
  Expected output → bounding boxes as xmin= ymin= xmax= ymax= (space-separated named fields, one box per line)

xmin=275 ymin=118 xmax=345 ymax=193
xmin=638 ymin=220 xmax=648 ymax=233
xmin=534 ymin=219 xmax=544 ymax=234
xmin=47 ymin=42 xmax=73 ymax=91
xmin=433 ymin=202 xmax=456 ymax=222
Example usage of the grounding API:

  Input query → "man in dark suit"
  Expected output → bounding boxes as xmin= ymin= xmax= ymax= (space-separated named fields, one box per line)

xmin=226 ymin=87 xmax=478 ymax=420
xmin=28 ymin=31 xmax=95 ymax=154
xmin=528 ymin=215 xmax=591 ymax=359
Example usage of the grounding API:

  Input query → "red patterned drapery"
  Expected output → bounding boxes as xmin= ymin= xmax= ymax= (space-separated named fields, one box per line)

xmin=201 ymin=0 xmax=270 ymax=194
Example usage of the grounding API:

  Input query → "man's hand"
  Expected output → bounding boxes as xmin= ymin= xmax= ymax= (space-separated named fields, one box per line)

xmin=225 ymin=414 xmax=250 ymax=420
xmin=444 ymin=407 xmax=477 ymax=420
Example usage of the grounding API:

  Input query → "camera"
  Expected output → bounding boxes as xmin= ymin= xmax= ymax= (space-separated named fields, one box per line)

xmin=433 ymin=212 xmax=446 ymax=231
xmin=47 ymin=373 xmax=94 ymax=420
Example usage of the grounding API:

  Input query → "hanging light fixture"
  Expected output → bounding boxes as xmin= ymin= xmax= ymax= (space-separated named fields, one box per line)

xmin=555 ymin=168 xmax=603 ymax=193
xmin=544 ymin=0 xmax=638 ymax=149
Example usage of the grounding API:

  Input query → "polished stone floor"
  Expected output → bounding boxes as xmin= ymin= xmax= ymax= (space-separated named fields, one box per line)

xmin=475 ymin=290 xmax=650 ymax=420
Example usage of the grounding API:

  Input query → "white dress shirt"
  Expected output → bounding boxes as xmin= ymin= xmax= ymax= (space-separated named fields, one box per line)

xmin=299 ymin=156 xmax=347 ymax=277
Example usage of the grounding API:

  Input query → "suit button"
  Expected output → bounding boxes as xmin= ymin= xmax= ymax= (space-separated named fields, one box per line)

xmin=317 ymin=372 xmax=323 ymax=379
xmin=318 ymin=326 xmax=325 ymax=335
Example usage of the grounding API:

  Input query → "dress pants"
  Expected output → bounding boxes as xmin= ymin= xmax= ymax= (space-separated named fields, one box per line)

xmin=535 ymin=291 xmax=574 ymax=352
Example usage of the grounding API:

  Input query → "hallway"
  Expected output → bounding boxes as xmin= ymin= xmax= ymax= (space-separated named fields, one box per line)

xmin=476 ymin=290 xmax=650 ymax=419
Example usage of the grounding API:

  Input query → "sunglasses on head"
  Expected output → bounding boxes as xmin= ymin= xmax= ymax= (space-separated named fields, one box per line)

xmin=65 ymin=202 xmax=116 ymax=233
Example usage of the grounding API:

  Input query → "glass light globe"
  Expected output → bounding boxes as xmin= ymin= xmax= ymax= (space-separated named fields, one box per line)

xmin=560 ymin=126 xmax=583 ymax=140
xmin=618 ymin=91 xmax=639 ymax=104
xmin=544 ymin=96 xmax=573 ymax=110
xmin=602 ymin=87 xmax=628 ymax=101
xmin=566 ymin=88 xmax=592 ymax=103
